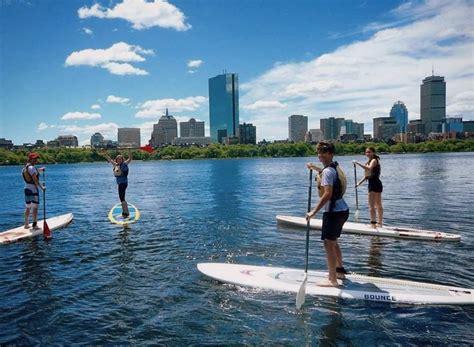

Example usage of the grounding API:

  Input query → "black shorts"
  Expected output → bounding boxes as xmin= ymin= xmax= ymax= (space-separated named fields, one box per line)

xmin=321 ymin=210 xmax=349 ymax=241
xmin=368 ymin=178 xmax=383 ymax=193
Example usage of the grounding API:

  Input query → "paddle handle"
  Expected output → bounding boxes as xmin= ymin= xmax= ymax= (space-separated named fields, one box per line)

xmin=354 ymin=164 xmax=359 ymax=210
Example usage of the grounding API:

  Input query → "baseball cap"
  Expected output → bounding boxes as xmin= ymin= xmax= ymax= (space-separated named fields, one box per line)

xmin=28 ymin=152 xmax=40 ymax=160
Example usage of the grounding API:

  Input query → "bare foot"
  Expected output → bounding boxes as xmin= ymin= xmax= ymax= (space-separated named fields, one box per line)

xmin=24 ymin=224 xmax=30 ymax=229
xmin=336 ymin=273 xmax=346 ymax=280
xmin=318 ymin=279 xmax=339 ymax=287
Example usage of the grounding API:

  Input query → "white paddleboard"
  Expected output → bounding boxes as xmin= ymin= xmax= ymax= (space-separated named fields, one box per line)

xmin=0 ymin=213 xmax=74 ymax=244
xmin=108 ymin=203 xmax=140 ymax=225
xmin=198 ymin=263 xmax=474 ymax=305
xmin=276 ymin=215 xmax=461 ymax=242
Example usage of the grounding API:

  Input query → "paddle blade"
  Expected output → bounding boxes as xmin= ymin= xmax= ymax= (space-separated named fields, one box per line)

xmin=354 ymin=209 xmax=360 ymax=222
xmin=296 ymin=273 xmax=308 ymax=309
xmin=43 ymin=220 xmax=52 ymax=240
xmin=139 ymin=145 xmax=153 ymax=153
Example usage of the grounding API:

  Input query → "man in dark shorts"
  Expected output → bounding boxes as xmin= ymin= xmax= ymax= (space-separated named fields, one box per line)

xmin=306 ymin=141 xmax=349 ymax=287
xmin=22 ymin=152 xmax=45 ymax=229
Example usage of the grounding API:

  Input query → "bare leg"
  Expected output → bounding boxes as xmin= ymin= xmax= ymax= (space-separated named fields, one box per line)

xmin=324 ymin=240 xmax=339 ymax=284
xmin=32 ymin=207 xmax=39 ymax=229
xmin=375 ymin=193 xmax=383 ymax=227
xmin=368 ymin=192 xmax=376 ymax=228
xmin=121 ymin=201 xmax=130 ymax=216
xmin=24 ymin=207 xmax=31 ymax=228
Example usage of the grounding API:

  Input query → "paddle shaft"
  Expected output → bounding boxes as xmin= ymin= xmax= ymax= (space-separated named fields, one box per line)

xmin=304 ymin=169 xmax=313 ymax=273
xmin=354 ymin=164 xmax=359 ymax=211
xmin=43 ymin=170 xmax=46 ymax=222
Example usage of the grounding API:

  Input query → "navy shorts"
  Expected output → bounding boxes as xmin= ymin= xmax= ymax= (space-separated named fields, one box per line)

xmin=24 ymin=188 xmax=39 ymax=207
xmin=368 ymin=179 xmax=383 ymax=193
xmin=321 ymin=210 xmax=349 ymax=241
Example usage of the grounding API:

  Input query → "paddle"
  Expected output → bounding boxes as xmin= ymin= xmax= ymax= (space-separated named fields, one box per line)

xmin=296 ymin=168 xmax=313 ymax=310
xmin=42 ymin=169 xmax=51 ymax=240
xmin=354 ymin=163 xmax=360 ymax=222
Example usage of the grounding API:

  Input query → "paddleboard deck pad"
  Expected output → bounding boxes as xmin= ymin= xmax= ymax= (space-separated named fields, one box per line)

xmin=276 ymin=215 xmax=461 ymax=242
xmin=108 ymin=203 xmax=140 ymax=225
xmin=198 ymin=263 xmax=473 ymax=305
xmin=0 ymin=213 xmax=74 ymax=244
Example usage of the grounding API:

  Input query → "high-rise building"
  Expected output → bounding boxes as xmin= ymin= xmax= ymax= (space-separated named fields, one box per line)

xmin=463 ymin=120 xmax=474 ymax=132
xmin=238 ymin=123 xmax=257 ymax=144
xmin=180 ymin=118 xmax=205 ymax=137
xmin=288 ymin=115 xmax=308 ymax=142
xmin=390 ymin=101 xmax=408 ymax=133
xmin=320 ymin=117 xmax=345 ymax=140
xmin=373 ymin=117 xmax=399 ymax=141
xmin=150 ymin=109 xmax=177 ymax=146
xmin=209 ymin=73 xmax=239 ymax=143
xmin=118 ymin=128 xmax=140 ymax=148
xmin=420 ymin=75 xmax=446 ymax=134
xmin=353 ymin=122 xmax=365 ymax=139
xmin=91 ymin=132 xmax=104 ymax=147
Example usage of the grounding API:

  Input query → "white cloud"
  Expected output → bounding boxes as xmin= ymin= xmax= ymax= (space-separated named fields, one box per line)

xmin=106 ymin=95 xmax=131 ymax=105
xmin=240 ymin=0 xmax=474 ymax=140
xmin=61 ymin=112 xmax=102 ymax=120
xmin=243 ymin=100 xmax=287 ymax=110
xmin=187 ymin=59 xmax=203 ymax=68
xmin=78 ymin=0 xmax=191 ymax=31
xmin=83 ymin=27 xmax=93 ymax=35
xmin=187 ymin=70 xmax=196 ymax=74
xmin=65 ymin=42 xmax=153 ymax=75
xmin=38 ymin=122 xmax=50 ymax=131
xmin=60 ymin=122 xmax=119 ymax=136
xmin=136 ymin=96 xmax=207 ymax=118
xmin=91 ymin=104 xmax=101 ymax=110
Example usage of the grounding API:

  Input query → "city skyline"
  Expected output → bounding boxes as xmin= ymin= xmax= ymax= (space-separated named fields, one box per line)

xmin=1 ymin=0 xmax=473 ymax=146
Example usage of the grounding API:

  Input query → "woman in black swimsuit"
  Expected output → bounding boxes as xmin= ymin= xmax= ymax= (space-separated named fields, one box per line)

xmin=353 ymin=147 xmax=383 ymax=228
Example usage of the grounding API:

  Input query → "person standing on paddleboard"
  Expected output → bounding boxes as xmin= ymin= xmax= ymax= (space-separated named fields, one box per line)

xmin=22 ymin=152 xmax=46 ymax=229
xmin=306 ymin=141 xmax=350 ymax=287
xmin=102 ymin=151 xmax=132 ymax=218
xmin=353 ymin=147 xmax=383 ymax=228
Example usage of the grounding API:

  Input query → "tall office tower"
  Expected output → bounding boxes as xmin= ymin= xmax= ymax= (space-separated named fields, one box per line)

xmin=118 ymin=128 xmax=140 ymax=148
xmin=373 ymin=117 xmax=399 ymax=141
xmin=150 ymin=109 xmax=178 ymax=146
xmin=209 ymin=73 xmax=239 ymax=143
xmin=238 ymin=123 xmax=257 ymax=144
xmin=180 ymin=118 xmax=205 ymax=137
xmin=420 ymin=75 xmax=446 ymax=134
xmin=320 ymin=117 xmax=345 ymax=140
xmin=90 ymin=132 xmax=104 ymax=147
xmin=288 ymin=115 xmax=308 ymax=142
xmin=353 ymin=122 xmax=365 ymax=139
xmin=390 ymin=101 xmax=408 ymax=133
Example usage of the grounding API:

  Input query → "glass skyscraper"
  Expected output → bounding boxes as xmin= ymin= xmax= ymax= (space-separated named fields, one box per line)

xmin=209 ymin=73 xmax=239 ymax=143
xmin=390 ymin=101 xmax=408 ymax=133
xmin=420 ymin=75 xmax=446 ymax=134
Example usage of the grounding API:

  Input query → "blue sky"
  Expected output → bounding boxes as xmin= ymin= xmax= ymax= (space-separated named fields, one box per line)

xmin=1 ymin=0 xmax=473 ymax=145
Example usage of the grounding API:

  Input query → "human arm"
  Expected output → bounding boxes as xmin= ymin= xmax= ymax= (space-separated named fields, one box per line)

xmin=306 ymin=162 xmax=322 ymax=174
xmin=352 ymin=159 xmax=377 ymax=171
xmin=306 ymin=185 xmax=332 ymax=220
xmin=29 ymin=167 xmax=45 ymax=191
xmin=125 ymin=151 xmax=132 ymax=165
xmin=355 ymin=177 xmax=367 ymax=187
xmin=101 ymin=150 xmax=116 ymax=165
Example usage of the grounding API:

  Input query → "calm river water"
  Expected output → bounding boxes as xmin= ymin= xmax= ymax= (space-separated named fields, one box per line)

xmin=1 ymin=153 xmax=473 ymax=345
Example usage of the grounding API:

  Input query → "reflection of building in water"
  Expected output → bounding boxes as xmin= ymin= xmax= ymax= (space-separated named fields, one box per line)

xmin=367 ymin=238 xmax=384 ymax=277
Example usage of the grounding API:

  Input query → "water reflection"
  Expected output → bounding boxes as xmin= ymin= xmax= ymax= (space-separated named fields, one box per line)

xmin=318 ymin=301 xmax=351 ymax=345
xmin=366 ymin=238 xmax=384 ymax=277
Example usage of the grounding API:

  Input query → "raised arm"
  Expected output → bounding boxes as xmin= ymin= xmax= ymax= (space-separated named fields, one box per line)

xmin=125 ymin=151 xmax=132 ymax=165
xmin=101 ymin=151 xmax=116 ymax=165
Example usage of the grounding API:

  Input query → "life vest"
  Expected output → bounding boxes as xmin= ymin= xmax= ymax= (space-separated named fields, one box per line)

xmin=316 ymin=161 xmax=347 ymax=211
xmin=22 ymin=164 xmax=38 ymax=184
xmin=113 ymin=163 xmax=128 ymax=177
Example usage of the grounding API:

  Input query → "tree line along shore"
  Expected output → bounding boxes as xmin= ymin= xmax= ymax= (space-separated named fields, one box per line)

xmin=1 ymin=139 xmax=473 ymax=165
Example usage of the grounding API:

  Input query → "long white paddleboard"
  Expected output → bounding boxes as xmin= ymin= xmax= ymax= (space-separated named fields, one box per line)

xmin=108 ymin=203 xmax=140 ymax=225
xmin=198 ymin=263 xmax=473 ymax=305
xmin=0 ymin=213 xmax=74 ymax=244
xmin=276 ymin=215 xmax=461 ymax=242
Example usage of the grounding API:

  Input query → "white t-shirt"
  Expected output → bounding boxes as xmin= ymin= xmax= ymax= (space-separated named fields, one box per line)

xmin=320 ymin=166 xmax=349 ymax=213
